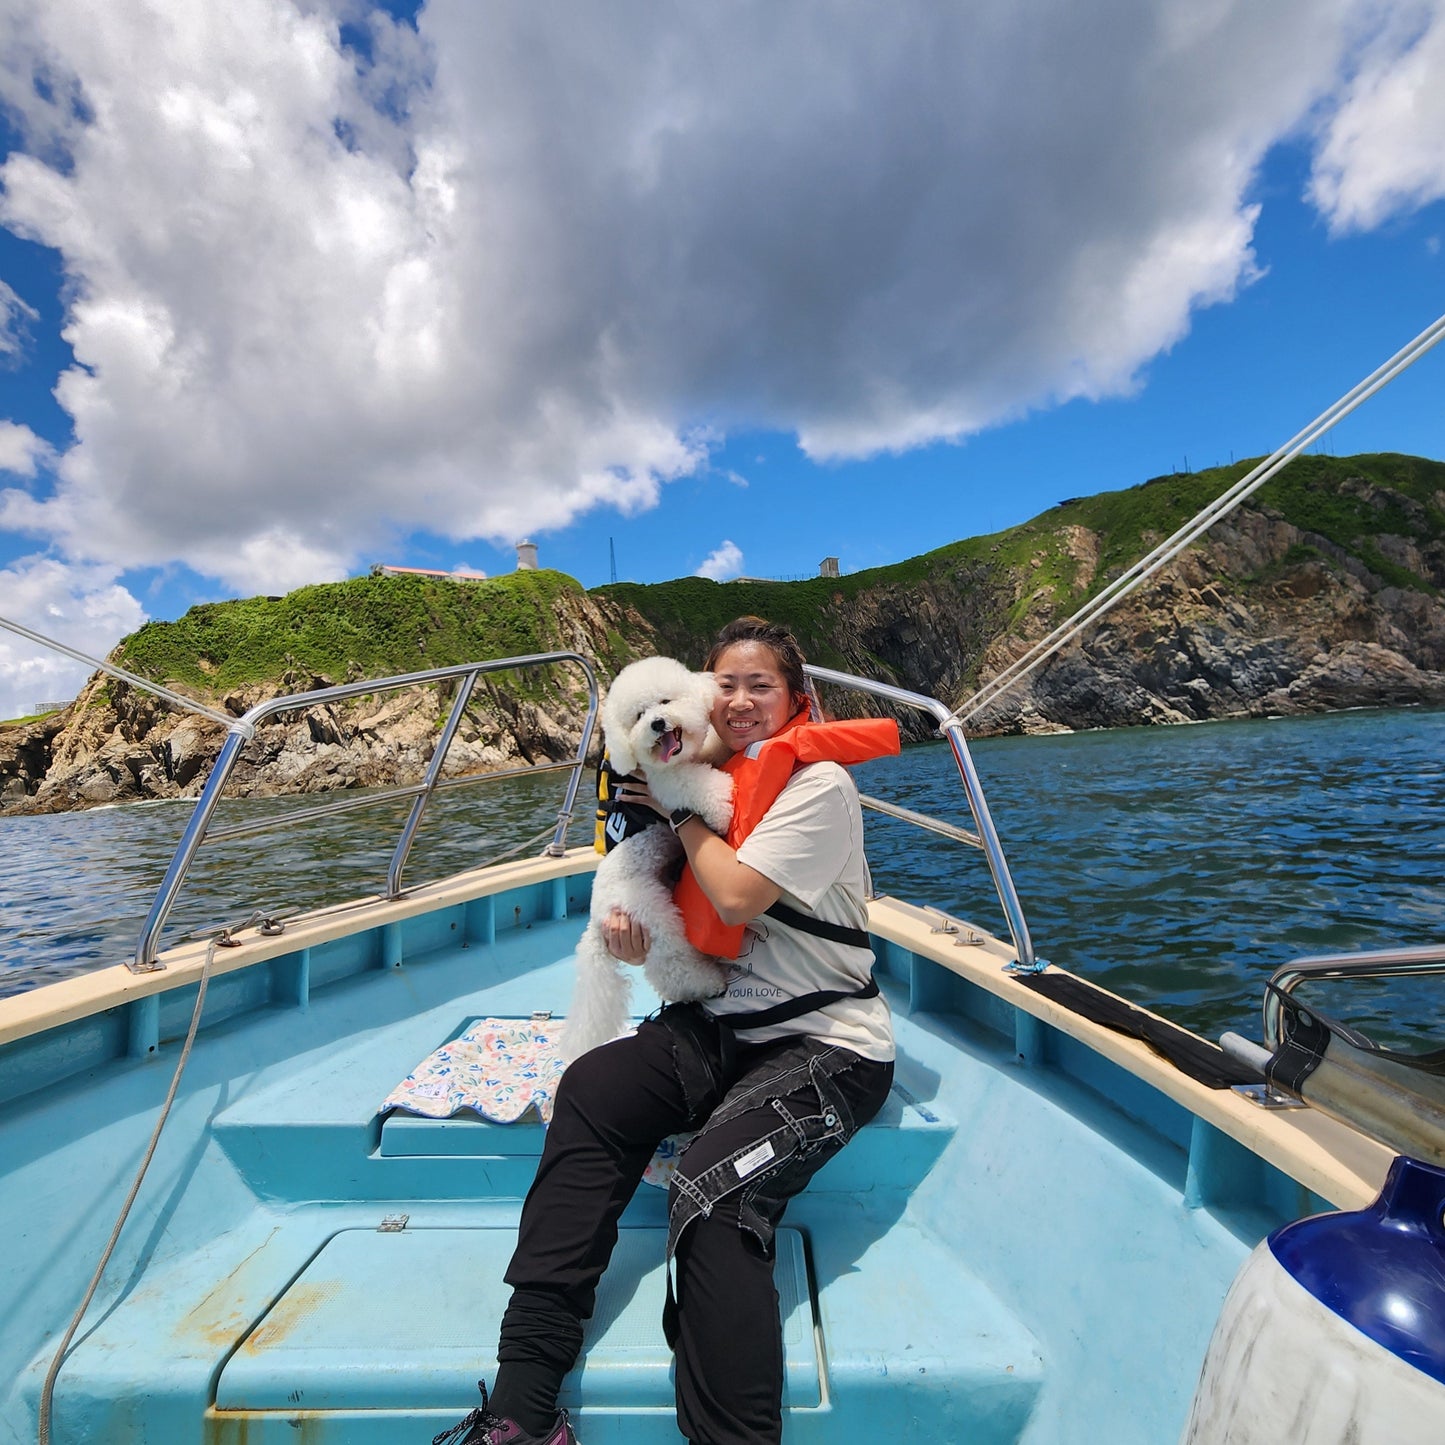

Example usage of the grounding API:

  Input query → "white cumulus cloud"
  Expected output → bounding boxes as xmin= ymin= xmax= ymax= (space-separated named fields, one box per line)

xmin=0 ymin=554 xmax=147 ymax=721
xmin=696 ymin=540 xmax=744 ymax=581
xmin=1309 ymin=3 xmax=1445 ymax=232
xmin=0 ymin=278 xmax=39 ymax=363
xmin=0 ymin=421 xmax=52 ymax=477
xmin=0 ymin=0 xmax=1439 ymax=598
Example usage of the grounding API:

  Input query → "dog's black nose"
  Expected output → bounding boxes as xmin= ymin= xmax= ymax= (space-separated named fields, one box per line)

xmin=650 ymin=716 xmax=668 ymax=733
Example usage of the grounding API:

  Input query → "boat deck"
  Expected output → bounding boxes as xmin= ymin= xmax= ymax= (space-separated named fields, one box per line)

xmin=0 ymin=854 xmax=1393 ymax=1444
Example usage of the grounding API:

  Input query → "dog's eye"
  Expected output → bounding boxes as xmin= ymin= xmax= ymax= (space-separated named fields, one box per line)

xmin=659 ymin=697 xmax=670 ymax=705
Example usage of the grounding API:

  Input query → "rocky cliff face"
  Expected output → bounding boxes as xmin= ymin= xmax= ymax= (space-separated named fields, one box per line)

xmin=4 ymin=463 xmax=1443 ymax=812
xmin=967 ymin=502 xmax=1445 ymax=734
xmin=1 ymin=589 xmax=658 ymax=814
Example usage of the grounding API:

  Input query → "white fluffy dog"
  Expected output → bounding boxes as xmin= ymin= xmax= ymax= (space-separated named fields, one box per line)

xmin=563 ymin=656 xmax=734 ymax=1061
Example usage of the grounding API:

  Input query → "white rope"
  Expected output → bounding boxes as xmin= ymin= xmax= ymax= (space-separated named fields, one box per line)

xmin=950 ymin=310 xmax=1445 ymax=727
xmin=0 ymin=613 xmax=251 ymax=736
xmin=37 ymin=935 xmax=223 ymax=1445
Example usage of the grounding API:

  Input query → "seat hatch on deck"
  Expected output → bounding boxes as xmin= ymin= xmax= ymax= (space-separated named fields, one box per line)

xmin=213 ymin=1225 xmax=819 ymax=1412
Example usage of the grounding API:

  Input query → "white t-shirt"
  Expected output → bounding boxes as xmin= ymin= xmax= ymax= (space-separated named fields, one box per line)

xmin=701 ymin=761 xmax=895 ymax=1063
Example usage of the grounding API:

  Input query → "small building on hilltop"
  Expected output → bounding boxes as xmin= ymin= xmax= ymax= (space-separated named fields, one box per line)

xmin=369 ymin=565 xmax=489 ymax=581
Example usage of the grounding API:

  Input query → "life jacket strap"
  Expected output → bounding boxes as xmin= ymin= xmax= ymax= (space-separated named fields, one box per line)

xmin=713 ymin=974 xmax=880 ymax=1032
xmin=711 ymin=897 xmax=878 ymax=1033
xmin=762 ymin=898 xmax=871 ymax=949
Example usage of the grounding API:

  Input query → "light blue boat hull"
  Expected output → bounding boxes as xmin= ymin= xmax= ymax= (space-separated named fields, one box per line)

xmin=0 ymin=865 xmax=1348 ymax=1443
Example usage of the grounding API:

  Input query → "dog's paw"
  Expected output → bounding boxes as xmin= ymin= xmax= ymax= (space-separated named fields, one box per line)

xmin=696 ymin=771 xmax=734 ymax=834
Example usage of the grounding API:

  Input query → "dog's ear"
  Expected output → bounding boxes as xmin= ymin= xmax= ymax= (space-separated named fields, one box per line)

xmin=601 ymin=688 xmax=636 ymax=777
xmin=606 ymin=722 xmax=639 ymax=778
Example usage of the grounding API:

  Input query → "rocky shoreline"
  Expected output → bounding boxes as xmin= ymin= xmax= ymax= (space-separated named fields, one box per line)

xmin=4 ymin=484 xmax=1444 ymax=816
xmin=0 ymin=587 xmax=631 ymax=816
xmin=0 ymin=673 xmax=592 ymax=813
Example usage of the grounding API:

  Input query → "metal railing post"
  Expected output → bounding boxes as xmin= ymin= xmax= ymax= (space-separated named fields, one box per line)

xmin=803 ymin=665 xmax=1038 ymax=970
xmin=386 ymin=670 xmax=481 ymax=898
xmin=130 ymin=652 xmax=597 ymax=971
xmin=938 ymin=718 xmax=1038 ymax=970
xmin=133 ymin=729 xmax=254 ymax=971
xmin=547 ymin=680 xmax=600 ymax=857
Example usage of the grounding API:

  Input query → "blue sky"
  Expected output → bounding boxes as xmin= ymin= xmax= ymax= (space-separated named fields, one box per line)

xmin=1 ymin=2 xmax=1444 ymax=718
xmin=553 ymin=150 xmax=1445 ymax=590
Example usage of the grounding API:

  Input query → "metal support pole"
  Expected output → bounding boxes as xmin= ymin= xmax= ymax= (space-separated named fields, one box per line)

xmin=939 ymin=719 xmax=1038 ymax=970
xmin=804 ymin=664 xmax=1038 ymax=971
xmin=133 ymin=728 xmax=253 ymax=972
xmin=546 ymin=679 xmax=600 ymax=857
xmin=386 ymin=670 xmax=481 ymax=898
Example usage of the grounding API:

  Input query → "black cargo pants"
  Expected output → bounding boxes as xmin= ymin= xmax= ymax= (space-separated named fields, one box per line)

xmin=491 ymin=1002 xmax=893 ymax=1445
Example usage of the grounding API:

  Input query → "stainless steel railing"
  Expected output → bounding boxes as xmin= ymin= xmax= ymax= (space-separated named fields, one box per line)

xmin=131 ymin=653 xmax=1033 ymax=974
xmin=131 ymin=652 xmax=599 ymax=972
xmin=806 ymin=665 xmax=1039 ymax=970
xmin=1262 ymin=943 xmax=1445 ymax=1049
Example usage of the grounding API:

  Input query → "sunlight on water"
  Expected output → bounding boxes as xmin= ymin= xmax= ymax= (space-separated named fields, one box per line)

xmin=3 ymin=706 xmax=1442 ymax=1049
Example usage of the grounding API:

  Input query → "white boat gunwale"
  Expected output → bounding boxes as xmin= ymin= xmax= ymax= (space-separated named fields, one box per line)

xmin=0 ymin=843 xmax=1391 ymax=1217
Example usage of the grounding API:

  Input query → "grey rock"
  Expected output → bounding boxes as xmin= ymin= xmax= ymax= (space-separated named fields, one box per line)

xmin=5 ymin=498 xmax=1443 ymax=814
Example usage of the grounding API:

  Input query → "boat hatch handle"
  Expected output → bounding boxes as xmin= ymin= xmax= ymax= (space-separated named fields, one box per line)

xmin=804 ymin=664 xmax=1039 ymax=971
xmin=1262 ymin=944 xmax=1445 ymax=1051
xmin=131 ymin=652 xmax=599 ymax=973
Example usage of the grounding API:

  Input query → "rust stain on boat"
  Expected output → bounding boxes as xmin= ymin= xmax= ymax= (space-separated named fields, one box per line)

xmin=240 ymin=1279 xmax=343 ymax=1352
xmin=201 ymin=1409 xmax=249 ymax=1445
xmin=173 ymin=1228 xmax=283 ymax=1350
xmin=203 ymin=1409 xmax=330 ymax=1443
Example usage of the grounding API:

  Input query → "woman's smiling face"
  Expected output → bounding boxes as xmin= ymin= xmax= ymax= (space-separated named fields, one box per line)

xmin=710 ymin=640 xmax=799 ymax=752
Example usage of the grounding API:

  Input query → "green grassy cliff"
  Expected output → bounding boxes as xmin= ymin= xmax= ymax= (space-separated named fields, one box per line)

xmin=600 ymin=452 xmax=1445 ymax=665
xmin=80 ymin=450 xmax=1445 ymax=695
xmin=114 ymin=568 xmax=629 ymax=692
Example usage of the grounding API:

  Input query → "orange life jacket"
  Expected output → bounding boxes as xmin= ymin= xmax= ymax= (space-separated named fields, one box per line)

xmin=674 ymin=710 xmax=901 ymax=958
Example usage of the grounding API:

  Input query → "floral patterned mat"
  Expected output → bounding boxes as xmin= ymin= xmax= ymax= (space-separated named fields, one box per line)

xmin=379 ymin=1014 xmax=686 ymax=1190
xmin=381 ymin=1014 xmax=566 ymax=1124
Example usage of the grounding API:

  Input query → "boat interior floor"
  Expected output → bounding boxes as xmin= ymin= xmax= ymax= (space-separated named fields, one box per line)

xmin=5 ymin=890 xmax=1310 ymax=1444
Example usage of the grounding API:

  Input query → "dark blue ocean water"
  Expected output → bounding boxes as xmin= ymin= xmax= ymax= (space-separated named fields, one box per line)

xmin=3 ymin=706 xmax=1443 ymax=1050
xmin=854 ymin=705 xmax=1445 ymax=1051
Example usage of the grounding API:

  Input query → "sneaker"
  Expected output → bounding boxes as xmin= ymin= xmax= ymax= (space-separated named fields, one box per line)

xmin=432 ymin=1380 xmax=578 ymax=1445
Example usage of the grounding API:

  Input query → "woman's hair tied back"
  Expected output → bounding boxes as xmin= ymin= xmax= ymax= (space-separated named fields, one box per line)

xmin=705 ymin=615 xmax=809 ymax=709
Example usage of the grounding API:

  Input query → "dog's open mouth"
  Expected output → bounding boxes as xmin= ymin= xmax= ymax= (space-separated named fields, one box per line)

xmin=655 ymin=726 xmax=683 ymax=763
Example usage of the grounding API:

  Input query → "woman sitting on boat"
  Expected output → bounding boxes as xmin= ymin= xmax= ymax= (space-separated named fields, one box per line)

xmin=437 ymin=616 xmax=898 ymax=1445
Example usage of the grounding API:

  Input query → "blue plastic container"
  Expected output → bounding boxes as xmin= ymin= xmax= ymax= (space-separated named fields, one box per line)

xmin=1270 ymin=1154 xmax=1445 ymax=1387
